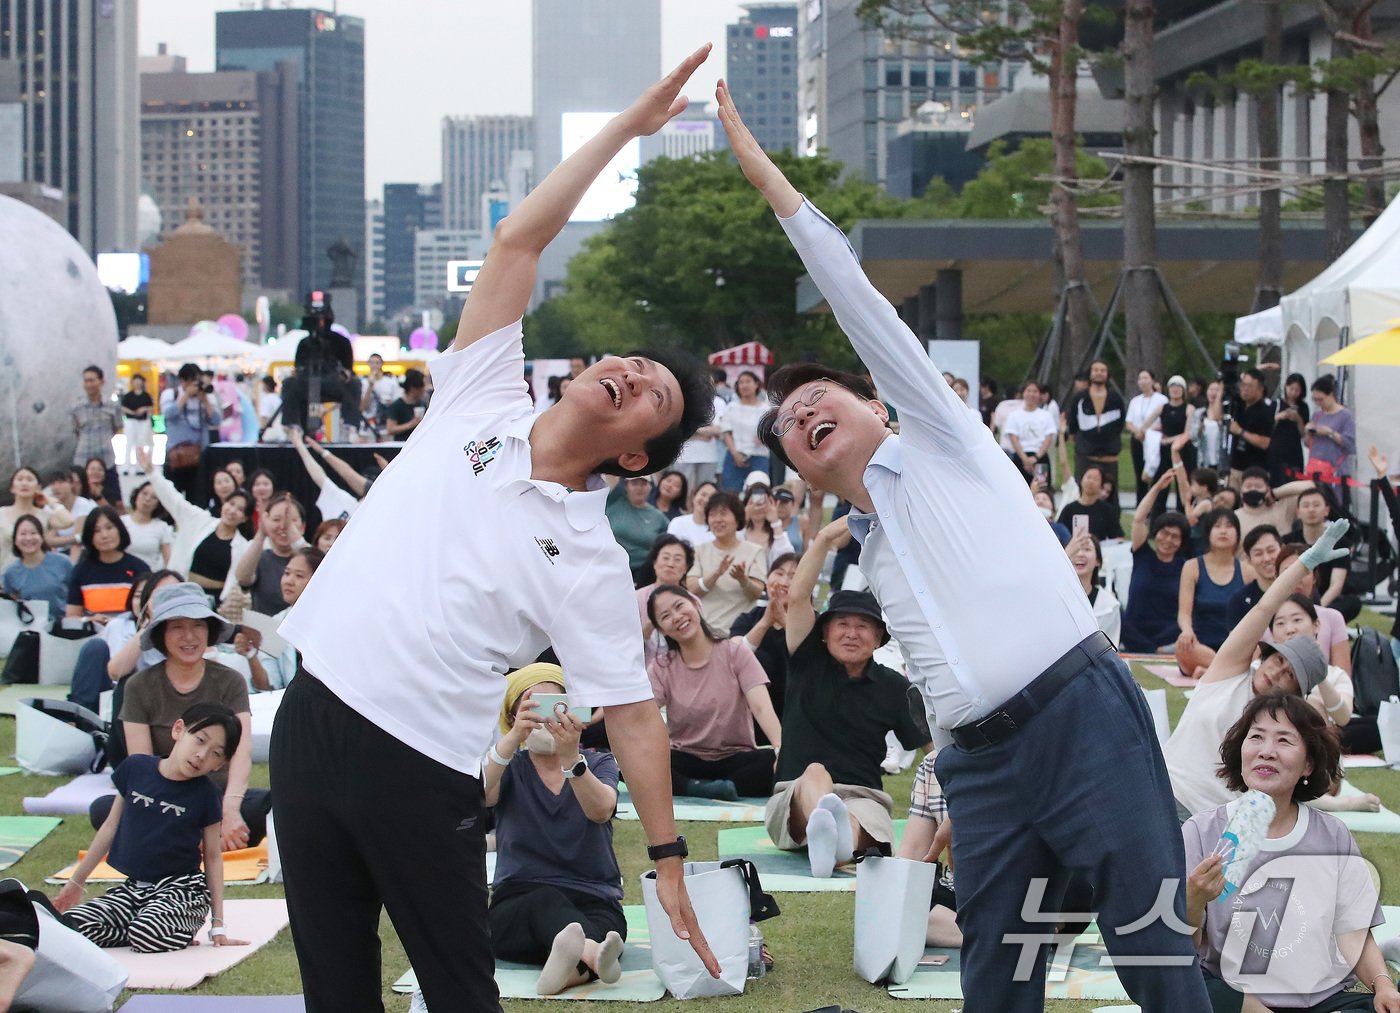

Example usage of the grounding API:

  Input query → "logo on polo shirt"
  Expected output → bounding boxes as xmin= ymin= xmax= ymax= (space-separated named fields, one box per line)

xmin=463 ymin=436 xmax=503 ymax=476
xmin=536 ymin=537 xmax=561 ymax=564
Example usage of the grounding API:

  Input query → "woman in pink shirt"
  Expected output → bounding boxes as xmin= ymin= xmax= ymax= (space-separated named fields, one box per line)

xmin=646 ymin=585 xmax=782 ymax=802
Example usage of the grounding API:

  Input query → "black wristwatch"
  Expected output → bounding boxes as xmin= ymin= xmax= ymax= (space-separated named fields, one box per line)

xmin=647 ymin=836 xmax=689 ymax=862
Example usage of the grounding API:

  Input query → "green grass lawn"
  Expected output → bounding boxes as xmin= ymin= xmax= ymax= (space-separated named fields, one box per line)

xmin=3 ymin=655 xmax=1399 ymax=1010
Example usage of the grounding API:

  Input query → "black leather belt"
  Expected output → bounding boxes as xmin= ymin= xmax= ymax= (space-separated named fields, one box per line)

xmin=949 ymin=631 xmax=1115 ymax=751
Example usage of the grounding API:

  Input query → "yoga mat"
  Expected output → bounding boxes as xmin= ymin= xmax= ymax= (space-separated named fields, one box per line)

xmin=715 ymin=821 xmax=907 ymax=893
xmin=0 ymin=767 xmax=18 ymax=776
xmin=117 ymin=997 xmax=306 ymax=1012
xmin=1344 ymin=753 xmax=1390 ymax=769
xmin=1141 ymin=664 xmax=1197 ymax=688
xmin=1333 ymin=782 xmax=1400 ymax=835
xmin=393 ymin=905 xmax=664 ymax=1001
xmin=0 ymin=682 xmax=69 ymax=715
xmin=889 ymin=926 xmax=1132 ymax=1001
xmin=615 ymin=783 xmax=767 ymax=823
xmin=113 ymin=899 xmax=289 ymax=990
xmin=0 ymin=815 xmax=62 ymax=871
xmin=48 ymin=841 xmax=269 ymax=886
xmin=23 ymin=770 xmax=115 ymax=815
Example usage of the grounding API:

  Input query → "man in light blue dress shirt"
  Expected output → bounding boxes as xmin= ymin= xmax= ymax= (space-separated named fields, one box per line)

xmin=716 ymin=83 xmax=1210 ymax=1013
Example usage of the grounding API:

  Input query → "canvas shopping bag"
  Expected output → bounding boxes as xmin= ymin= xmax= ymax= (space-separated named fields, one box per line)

xmin=853 ymin=850 xmax=937 ymax=985
xmin=0 ymin=880 xmax=127 ymax=1012
xmin=1377 ymin=697 xmax=1400 ymax=767
xmin=641 ymin=858 xmax=779 ymax=998
xmin=15 ymin=698 xmax=108 ymax=775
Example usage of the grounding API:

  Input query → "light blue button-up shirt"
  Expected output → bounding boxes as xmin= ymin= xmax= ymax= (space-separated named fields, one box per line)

xmin=778 ymin=200 xmax=1100 ymax=745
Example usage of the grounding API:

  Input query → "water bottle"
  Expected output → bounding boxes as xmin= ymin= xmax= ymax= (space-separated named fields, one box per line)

xmin=747 ymin=920 xmax=766 ymax=979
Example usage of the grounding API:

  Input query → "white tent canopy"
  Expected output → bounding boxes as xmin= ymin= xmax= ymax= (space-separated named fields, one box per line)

xmin=169 ymin=331 xmax=259 ymax=360
xmin=116 ymin=335 xmax=174 ymax=361
xmin=1233 ymin=305 xmax=1282 ymax=346
xmin=1274 ymin=193 xmax=1400 ymax=470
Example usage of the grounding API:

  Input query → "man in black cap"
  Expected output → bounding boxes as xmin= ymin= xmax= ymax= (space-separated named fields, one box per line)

xmin=762 ymin=519 xmax=931 ymax=877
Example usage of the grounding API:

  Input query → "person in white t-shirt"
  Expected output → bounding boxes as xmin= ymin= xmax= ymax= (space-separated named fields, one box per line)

xmin=667 ymin=480 xmax=716 ymax=548
xmin=270 ymin=48 xmax=722 ymax=1012
xmin=718 ymin=373 xmax=770 ymax=492
xmin=672 ymin=394 xmax=726 ymax=491
xmin=1001 ymin=380 xmax=1057 ymax=484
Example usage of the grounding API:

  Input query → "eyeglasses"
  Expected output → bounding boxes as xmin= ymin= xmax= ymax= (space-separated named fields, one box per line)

xmin=771 ymin=380 xmax=830 ymax=438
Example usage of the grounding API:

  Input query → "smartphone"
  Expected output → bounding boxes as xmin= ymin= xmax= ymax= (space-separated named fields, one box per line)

xmin=750 ymin=490 xmax=768 ymax=505
xmin=1034 ymin=462 xmax=1049 ymax=483
xmin=530 ymin=693 xmax=593 ymax=724
xmin=1072 ymin=513 xmax=1089 ymax=536
xmin=918 ymin=955 xmax=950 ymax=967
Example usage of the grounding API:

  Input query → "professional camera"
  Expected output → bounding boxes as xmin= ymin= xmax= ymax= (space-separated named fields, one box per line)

xmin=1218 ymin=342 xmax=1247 ymax=460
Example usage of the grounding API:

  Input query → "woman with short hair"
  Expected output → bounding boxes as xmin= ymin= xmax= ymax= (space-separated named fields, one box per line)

xmin=1182 ymin=693 xmax=1398 ymax=1012
xmin=2 ymin=514 xmax=73 ymax=617
xmin=685 ymin=492 xmax=766 ymax=632
xmin=66 ymin=507 xmax=150 ymax=620
xmin=1121 ymin=469 xmax=1191 ymax=653
xmin=1175 ymin=507 xmax=1254 ymax=679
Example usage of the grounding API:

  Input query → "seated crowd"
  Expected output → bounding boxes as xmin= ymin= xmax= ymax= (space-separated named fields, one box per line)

xmin=1 ymin=358 xmax=1398 ymax=1013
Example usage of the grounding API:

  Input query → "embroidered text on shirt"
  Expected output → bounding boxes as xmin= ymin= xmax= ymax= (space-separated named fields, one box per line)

xmin=464 ymin=436 xmax=503 ymax=476
xmin=536 ymin=537 xmax=561 ymax=564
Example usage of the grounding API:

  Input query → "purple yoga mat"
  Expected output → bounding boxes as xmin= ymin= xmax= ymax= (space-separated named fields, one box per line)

xmin=117 ymin=998 xmax=304 ymax=1012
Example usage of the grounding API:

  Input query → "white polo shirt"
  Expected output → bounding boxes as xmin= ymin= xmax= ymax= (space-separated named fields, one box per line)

xmin=281 ymin=319 xmax=656 ymax=775
xmin=779 ymin=200 xmax=1099 ymax=746
xmin=1002 ymin=406 xmax=1057 ymax=457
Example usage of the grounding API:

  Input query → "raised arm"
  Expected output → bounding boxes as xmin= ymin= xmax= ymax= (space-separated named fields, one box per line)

xmin=1131 ymin=471 xmax=1175 ymax=551
xmin=288 ymin=429 xmax=328 ymax=490
xmin=454 ymin=44 xmax=711 ymax=352
xmin=317 ymin=446 xmax=370 ymax=498
xmin=786 ymin=517 xmax=850 ymax=655
xmin=1204 ymin=520 xmax=1351 ymax=682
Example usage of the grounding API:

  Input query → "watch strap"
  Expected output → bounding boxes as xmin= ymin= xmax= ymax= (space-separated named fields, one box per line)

xmin=647 ymin=835 xmax=689 ymax=862
xmin=562 ymin=755 xmax=587 ymax=779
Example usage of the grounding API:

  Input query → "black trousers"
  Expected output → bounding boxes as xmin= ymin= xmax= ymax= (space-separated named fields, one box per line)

xmin=270 ymin=672 xmax=496 ymax=1013
xmin=488 ymin=881 xmax=626 ymax=965
xmin=670 ymin=748 xmax=775 ymax=797
xmin=278 ymin=374 xmax=363 ymax=434
xmin=90 ymin=788 xmax=271 ymax=846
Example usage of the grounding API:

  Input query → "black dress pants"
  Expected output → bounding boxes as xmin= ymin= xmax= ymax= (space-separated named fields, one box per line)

xmin=270 ymin=672 xmax=496 ymax=1013
xmin=488 ymin=881 xmax=626 ymax=965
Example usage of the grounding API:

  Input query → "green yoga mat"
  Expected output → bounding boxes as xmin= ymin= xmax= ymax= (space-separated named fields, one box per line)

xmin=615 ymin=784 xmax=767 ymax=823
xmin=0 ymin=683 xmax=70 ymax=716
xmin=393 ymin=905 xmax=663 ymax=1001
xmin=716 ymin=821 xmax=907 ymax=893
xmin=0 ymin=815 xmax=62 ymax=872
xmin=900 ymin=905 xmax=1400 ymax=1003
xmin=1334 ymin=782 xmax=1400 ymax=834
xmin=0 ymin=768 xmax=19 ymax=777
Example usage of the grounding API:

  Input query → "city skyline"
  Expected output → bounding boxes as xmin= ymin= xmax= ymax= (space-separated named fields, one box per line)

xmin=138 ymin=0 xmax=747 ymax=201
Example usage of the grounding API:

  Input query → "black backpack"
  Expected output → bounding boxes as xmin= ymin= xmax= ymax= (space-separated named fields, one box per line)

xmin=1351 ymin=626 xmax=1400 ymax=718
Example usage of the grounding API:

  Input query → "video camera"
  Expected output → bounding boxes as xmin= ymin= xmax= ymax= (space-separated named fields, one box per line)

xmin=1219 ymin=342 xmax=1248 ymax=460
xmin=301 ymin=289 xmax=335 ymax=339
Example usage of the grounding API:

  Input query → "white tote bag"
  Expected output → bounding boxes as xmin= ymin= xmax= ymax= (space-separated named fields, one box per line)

xmin=15 ymin=698 xmax=105 ymax=775
xmin=641 ymin=859 xmax=779 ymax=998
xmin=265 ymin=812 xmax=283 ymax=883
xmin=1377 ymin=697 xmax=1400 ymax=766
xmin=854 ymin=853 xmax=937 ymax=985
xmin=11 ymin=892 xmax=128 ymax=1011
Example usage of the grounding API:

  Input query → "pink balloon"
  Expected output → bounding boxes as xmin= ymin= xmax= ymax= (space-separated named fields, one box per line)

xmin=409 ymin=327 xmax=435 ymax=350
xmin=217 ymin=314 xmax=249 ymax=341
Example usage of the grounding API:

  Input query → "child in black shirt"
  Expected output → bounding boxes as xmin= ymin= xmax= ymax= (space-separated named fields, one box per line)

xmin=55 ymin=703 xmax=249 ymax=952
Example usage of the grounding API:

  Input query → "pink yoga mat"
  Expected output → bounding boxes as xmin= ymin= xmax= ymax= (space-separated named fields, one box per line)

xmin=1142 ymin=663 xmax=1197 ymax=688
xmin=111 ymin=899 xmax=289 ymax=990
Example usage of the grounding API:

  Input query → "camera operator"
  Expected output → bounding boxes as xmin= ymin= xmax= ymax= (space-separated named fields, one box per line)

xmin=277 ymin=291 xmax=363 ymax=438
xmin=160 ymin=363 xmax=219 ymax=500
xmin=1227 ymin=367 xmax=1273 ymax=484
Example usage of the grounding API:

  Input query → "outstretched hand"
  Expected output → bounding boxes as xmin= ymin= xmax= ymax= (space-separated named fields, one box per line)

xmin=653 ymin=858 xmax=721 ymax=979
xmin=618 ymin=43 xmax=712 ymax=138
xmin=1300 ymin=518 xmax=1351 ymax=571
xmin=715 ymin=79 xmax=802 ymax=216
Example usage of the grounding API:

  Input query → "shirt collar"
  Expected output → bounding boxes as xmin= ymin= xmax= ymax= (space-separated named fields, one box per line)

xmin=847 ymin=435 xmax=902 ymax=545
xmin=499 ymin=411 xmax=610 ymax=532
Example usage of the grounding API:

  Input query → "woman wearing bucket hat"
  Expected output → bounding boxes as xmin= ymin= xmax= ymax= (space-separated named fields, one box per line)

xmin=1164 ymin=520 xmax=1353 ymax=820
xmin=91 ymin=583 xmax=266 ymax=853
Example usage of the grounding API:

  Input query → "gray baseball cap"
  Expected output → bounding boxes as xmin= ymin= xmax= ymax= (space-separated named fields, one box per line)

xmin=1258 ymin=635 xmax=1328 ymax=697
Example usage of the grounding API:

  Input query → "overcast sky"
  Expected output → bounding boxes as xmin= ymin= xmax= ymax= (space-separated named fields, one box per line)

xmin=138 ymin=1 xmax=748 ymax=199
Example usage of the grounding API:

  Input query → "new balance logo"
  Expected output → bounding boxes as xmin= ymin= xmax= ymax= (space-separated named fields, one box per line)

xmin=536 ymin=537 xmax=560 ymax=564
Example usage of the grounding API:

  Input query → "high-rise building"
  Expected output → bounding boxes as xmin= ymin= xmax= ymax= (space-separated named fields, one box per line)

xmin=798 ymin=0 xmax=1017 ymax=183
xmin=364 ymin=198 xmax=385 ymax=326
xmin=641 ymin=102 xmax=718 ymax=161
xmin=413 ymin=228 xmax=487 ymax=315
xmin=216 ymin=7 xmax=364 ymax=297
xmin=140 ymin=57 xmax=297 ymax=292
xmin=726 ymin=3 xmax=799 ymax=153
xmin=0 ymin=0 xmax=140 ymax=254
xmin=441 ymin=114 xmax=532 ymax=231
xmin=382 ymin=183 xmax=442 ymax=321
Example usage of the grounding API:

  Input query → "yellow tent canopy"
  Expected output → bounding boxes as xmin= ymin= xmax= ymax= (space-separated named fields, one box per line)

xmin=1321 ymin=327 xmax=1400 ymax=367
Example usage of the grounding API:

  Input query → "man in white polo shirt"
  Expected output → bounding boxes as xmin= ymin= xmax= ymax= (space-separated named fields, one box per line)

xmin=717 ymin=84 xmax=1210 ymax=1013
xmin=272 ymin=48 xmax=720 ymax=1013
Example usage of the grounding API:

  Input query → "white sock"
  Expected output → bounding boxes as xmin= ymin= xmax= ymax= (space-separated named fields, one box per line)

xmin=805 ymin=807 xmax=838 ymax=878
xmin=596 ymin=930 xmax=624 ymax=984
xmin=1381 ymin=934 xmax=1400 ymax=965
xmin=537 ymin=922 xmax=585 ymax=996
xmin=816 ymin=793 xmax=854 ymax=864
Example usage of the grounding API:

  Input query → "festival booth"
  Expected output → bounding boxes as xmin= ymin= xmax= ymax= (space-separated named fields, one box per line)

xmin=709 ymin=341 xmax=775 ymax=387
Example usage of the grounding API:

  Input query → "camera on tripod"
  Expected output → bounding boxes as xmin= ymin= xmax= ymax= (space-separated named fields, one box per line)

xmin=1219 ymin=342 xmax=1248 ymax=460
